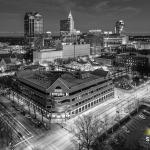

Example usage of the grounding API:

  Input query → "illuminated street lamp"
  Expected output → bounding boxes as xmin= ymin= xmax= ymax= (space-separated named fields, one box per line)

xmin=47 ymin=113 xmax=52 ymax=130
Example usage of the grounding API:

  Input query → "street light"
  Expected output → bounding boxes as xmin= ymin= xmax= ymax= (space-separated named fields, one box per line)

xmin=47 ymin=113 xmax=51 ymax=130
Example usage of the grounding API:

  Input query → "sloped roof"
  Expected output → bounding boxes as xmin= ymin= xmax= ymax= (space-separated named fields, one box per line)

xmin=17 ymin=70 xmax=63 ymax=92
xmin=17 ymin=70 xmax=108 ymax=93
xmin=91 ymin=69 xmax=109 ymax=78
xmin=60 ymin=73 xmax=99 ymax=89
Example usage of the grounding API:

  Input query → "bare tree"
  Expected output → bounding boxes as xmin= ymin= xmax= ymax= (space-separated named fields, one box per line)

xmin=125 ymin=100 xmax=133 ymax=118
xmin=102 ymin=114 xmax=110 ymax=136
xmin=114 ymin=110 xmax=121 ymax=128
xmin=134 ymin=98 xmax=140 ymax=112
xmin=71 ymin=113 xmax=102 ymax=150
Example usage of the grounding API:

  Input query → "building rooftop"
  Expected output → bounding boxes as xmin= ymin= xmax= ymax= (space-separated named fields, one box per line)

xmin=40 ymin=48 xmax=57 ymax=52
xmin=91 ymin=69 xmax=109 ymax=77
xmin=97 ymin=55 xmax=115 ymax=59
xmin=16 ymin=70 xmax=109 ymax=93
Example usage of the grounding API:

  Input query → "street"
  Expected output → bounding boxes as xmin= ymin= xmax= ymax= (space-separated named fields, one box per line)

xmin=1 ymin=80 xmax=150 ymax=150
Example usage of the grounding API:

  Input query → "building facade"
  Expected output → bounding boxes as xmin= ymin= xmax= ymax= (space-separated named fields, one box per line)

xmin=33 ymin=43 xmax=90 ymax=64
xmin=60 ymin=11 xmax=76 ymax=37
xmin=103 ymin=34 xmax=128 ymax=50
xmin=94 ymin=55 xmax=115 ymax=66
xmin=84 ymin=33 xmax=103 ymax=55
xmin=60 ymin=19 xmax=70 ymax=33
xmin=33 ymin=49 xmax=63 ymax=64
xmin=24 ymin=12 xmax=44 ymax=46
xmin=115 ymin=53 xmax=148 ymax=74
xmin=13 ymin=70 xmax=114 ymax=120
xmin=115 ymin=20 xmax=124 ymax=35
xmin=62 ymin=43 xmax=90 ymax=58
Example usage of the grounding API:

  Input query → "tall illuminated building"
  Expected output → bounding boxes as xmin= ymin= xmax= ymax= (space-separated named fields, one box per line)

xmin=115 ymin=20 xmax=124 ymax=35
xmin=68 ymin=11 xmax=74 ymax=33
xmin=60 ymin=19 xmax=70 ymax=33
xmin=60 ymin=11 xmax=75 ymax=35
xmin=24 ymin=12 xmax=44 ymax=46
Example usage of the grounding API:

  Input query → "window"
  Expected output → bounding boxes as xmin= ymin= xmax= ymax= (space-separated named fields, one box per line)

xmin=91 ymin=102 xmax=93 ymax=106
xmin=88 ymin=103 xmax=90 ymax=108
xmin=79 ymin=108 xmax=81 ymax=112
xmin=82 ymin=106 xmax=84 ymax=111
xmin=76 ymin=109 xmax=78 ymax=114
xmin=60 ymin=99 xmax=70 ymax=103
xmin=99 ymin=98 xmax=100 ymax=102
xmin=85 ymin=105 xmax=87 ymax=109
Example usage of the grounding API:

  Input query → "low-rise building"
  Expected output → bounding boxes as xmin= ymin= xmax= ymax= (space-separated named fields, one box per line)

xmin=62 ymin=43 xmax=90 ymax=58
xmin=94 ymin=55 xmax=115 ymax=66
xmin=115 ymin=53 xmax=148 ymax=74
xmin=103 ymin=34 xmax=128 ymax=50
xmin=0 ymin=54 xmax=17 ymax=72
xmin=33 ymin=43 xmax=90 ymax=64
xmin=13 ymin=70 xmax=114 ymax=120
xmin=33 ymin=49 xmax=63 ymax=64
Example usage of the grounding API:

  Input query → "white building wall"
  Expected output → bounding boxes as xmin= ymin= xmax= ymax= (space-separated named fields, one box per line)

xmin=33 ymin=49 xmax=63 ymax=64
xmin=62 ymin=44 xmax=90 ymax=58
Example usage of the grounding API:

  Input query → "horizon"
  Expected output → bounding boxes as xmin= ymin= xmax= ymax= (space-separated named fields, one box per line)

xmin=0 ymin=0 xmax=149 ymax=35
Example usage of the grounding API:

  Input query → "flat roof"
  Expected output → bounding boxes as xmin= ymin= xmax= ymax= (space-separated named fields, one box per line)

xmin=40 ymin=49 xmax=57 ymax=52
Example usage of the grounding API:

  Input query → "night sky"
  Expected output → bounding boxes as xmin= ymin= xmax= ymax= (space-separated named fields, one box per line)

xmin=0 ymin=0 xmax=149 ymax=35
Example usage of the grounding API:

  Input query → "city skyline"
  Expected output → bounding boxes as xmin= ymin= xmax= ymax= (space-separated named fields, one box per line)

xmin=0 ymin=0 xmax=149 ymax=35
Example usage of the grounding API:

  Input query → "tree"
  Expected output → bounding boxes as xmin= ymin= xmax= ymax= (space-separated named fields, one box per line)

xmin=125 ymin=101 xmax=133 ymax=118
xmin=71 ymin=113 xmax=102 ymax=150
xmin=102 ymin=114 xmax=110 ymax=136
xmin=134 ymin=98 xmax=140 ymax=112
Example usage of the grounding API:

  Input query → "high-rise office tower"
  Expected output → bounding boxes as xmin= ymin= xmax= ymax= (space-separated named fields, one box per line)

xmin=68 ymin=11 xmax=74 ymax=33
xmin=115 ymin=20 xmax=124 ymax=35
xmin=60 ymin=19 xmax=70 ymax=33
xmin=60 ymin=11 xmax=75 ymax=35
xmin=24 ymin=12 xmax=43 ymax=46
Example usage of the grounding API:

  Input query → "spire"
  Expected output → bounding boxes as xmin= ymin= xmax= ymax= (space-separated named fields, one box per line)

xmin=68 ymin=10 xmax=73 ymax=19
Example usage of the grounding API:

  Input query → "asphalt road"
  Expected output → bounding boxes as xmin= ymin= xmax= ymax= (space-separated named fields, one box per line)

xmin=2 ymin=80 xmax=150 ymax=150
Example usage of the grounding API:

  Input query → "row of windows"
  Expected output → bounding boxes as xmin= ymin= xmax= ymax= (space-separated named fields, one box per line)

xmin=19 ymin=85 xmax=46 ymax=106
xmin=72 ymin=88 xmax=113 ymax=108
xmin=71 ymin=92 xmax=114 ymax=115
xmin=72 ymin=83 xmax=113 ymax=102
xmin=70 ymin=79 xmax=112 ymax=96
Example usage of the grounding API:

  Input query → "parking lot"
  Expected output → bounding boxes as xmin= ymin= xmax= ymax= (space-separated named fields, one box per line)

xmin=108 ymin=106 xmax=150 ymax=150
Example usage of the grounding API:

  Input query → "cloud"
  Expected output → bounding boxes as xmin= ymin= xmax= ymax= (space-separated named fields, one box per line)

xmin=0 ymin=0 xmax=142 ymax=17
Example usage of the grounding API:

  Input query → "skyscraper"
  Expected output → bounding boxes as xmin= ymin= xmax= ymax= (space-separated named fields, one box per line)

xmin=60 ymin=19 xmax=70 ymax=33
xmin=24 ymin=12 xmax=44 ymax=46
xmin=60 ymin=11 xmax=75 ymax=35
xmin=115 ymin=20 xmax=124 ymax=35
xmin=68 ymin=11 xmax=74 ymax=33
